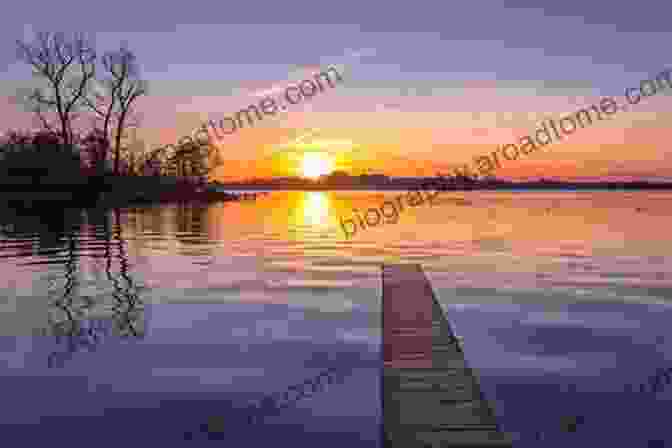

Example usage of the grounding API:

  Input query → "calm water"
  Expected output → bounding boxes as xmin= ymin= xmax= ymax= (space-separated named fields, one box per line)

xmin=1 ymin=191 xmax=671 ymax=447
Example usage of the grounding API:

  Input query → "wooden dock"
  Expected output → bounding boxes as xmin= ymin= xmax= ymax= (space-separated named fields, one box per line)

xmin=382 ymin=264 xmax=513 ymax=447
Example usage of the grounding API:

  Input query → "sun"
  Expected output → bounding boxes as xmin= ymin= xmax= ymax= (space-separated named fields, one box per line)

xmin=301 ymin=152 xmax=333 ymax=178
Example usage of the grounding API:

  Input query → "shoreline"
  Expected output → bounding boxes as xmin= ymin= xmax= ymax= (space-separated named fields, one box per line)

xmin=210 ymin=183 xmax=672 ymax=192
xmin=0 ymin=177 xmax=263 ymax=210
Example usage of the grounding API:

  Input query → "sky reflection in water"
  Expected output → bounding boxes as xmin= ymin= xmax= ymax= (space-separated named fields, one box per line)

xmin=0 ymin=191 xmax=671 ymax=446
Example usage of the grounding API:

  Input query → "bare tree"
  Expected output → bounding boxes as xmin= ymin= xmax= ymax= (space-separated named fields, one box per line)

xmin=15 ymin=32 xmax=97 ymax=149
xmin=123 ymin=128 xmax=146 ymax=176
xmin=80 ymin=128 xmax=110 ymax=174
xmin=84 ymin=43 xmax=147 ymax=175
xmin=171 ymin=138 xmax=211 ymax=184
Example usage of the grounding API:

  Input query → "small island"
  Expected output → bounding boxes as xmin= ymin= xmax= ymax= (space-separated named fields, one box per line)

xmin=0 ymin=32 xmax=256 ymax=212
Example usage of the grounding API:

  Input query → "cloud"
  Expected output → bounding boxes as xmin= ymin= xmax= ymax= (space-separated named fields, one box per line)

xmin=289 ymin=128 xmax=322 ymax=145
xmin=248 ymin=47 xmax=374 ymax=99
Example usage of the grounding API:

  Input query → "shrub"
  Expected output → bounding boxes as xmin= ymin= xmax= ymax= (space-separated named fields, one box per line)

xmin=0 ymin=131 xmax=85 ymax=185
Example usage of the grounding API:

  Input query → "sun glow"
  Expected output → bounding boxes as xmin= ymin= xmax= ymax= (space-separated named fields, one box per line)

xmin=301 ymin=152 xmax=333 ymax=178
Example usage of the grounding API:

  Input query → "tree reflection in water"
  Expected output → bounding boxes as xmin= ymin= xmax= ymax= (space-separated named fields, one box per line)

xmin=47 ymin=207 xmax=145 ymax=368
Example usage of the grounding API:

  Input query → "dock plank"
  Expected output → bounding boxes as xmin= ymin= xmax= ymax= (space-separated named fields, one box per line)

xmin=382 ymin=264 xmax=512 ymax=447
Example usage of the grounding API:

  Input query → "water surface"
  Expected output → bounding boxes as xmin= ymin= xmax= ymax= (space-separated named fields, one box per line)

xmin=1 ymin=191 xmax=671 ymax=446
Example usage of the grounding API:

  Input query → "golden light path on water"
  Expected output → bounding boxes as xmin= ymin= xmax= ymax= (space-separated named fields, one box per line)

xmin=303 ymin=191 xmax=330 ymax=228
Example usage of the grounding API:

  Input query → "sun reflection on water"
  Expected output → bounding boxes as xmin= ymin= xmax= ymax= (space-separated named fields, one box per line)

xmin=303 ymin=192 xmax=330 ymax=228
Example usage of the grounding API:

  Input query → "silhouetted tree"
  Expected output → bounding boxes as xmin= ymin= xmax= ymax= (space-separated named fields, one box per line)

xmin=122 ymin=129 xmax=146 ymax=176
xmin=15 ymin=32 xmax=97 ymax=150
xmin=83 ymin=43 xmax=147 ymax=175
xmin=79 ymin=128 xmax=111 ymax=175
xmin=170 ymin=138 xmax=209 ymax=184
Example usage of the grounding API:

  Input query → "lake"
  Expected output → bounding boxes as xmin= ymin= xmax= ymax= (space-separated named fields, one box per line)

xmin=0 ymin=190 xmax=671 ymax=447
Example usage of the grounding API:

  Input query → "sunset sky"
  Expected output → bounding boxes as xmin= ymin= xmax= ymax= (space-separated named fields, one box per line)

xmin=0 ymin=0 xmax=671 ymax=181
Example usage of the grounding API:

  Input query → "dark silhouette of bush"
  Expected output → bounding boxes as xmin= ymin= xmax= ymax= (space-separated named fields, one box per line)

xmin=0 ymin=130 xmax=85 ymax=187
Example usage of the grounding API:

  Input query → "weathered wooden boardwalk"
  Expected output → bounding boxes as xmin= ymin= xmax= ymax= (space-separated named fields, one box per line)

xmin=382 ymin=264 xmax=513 ymax=447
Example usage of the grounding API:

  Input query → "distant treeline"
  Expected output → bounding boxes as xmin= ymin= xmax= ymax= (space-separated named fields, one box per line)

xmin=213 ymin=175 xmax=672 ymax=191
